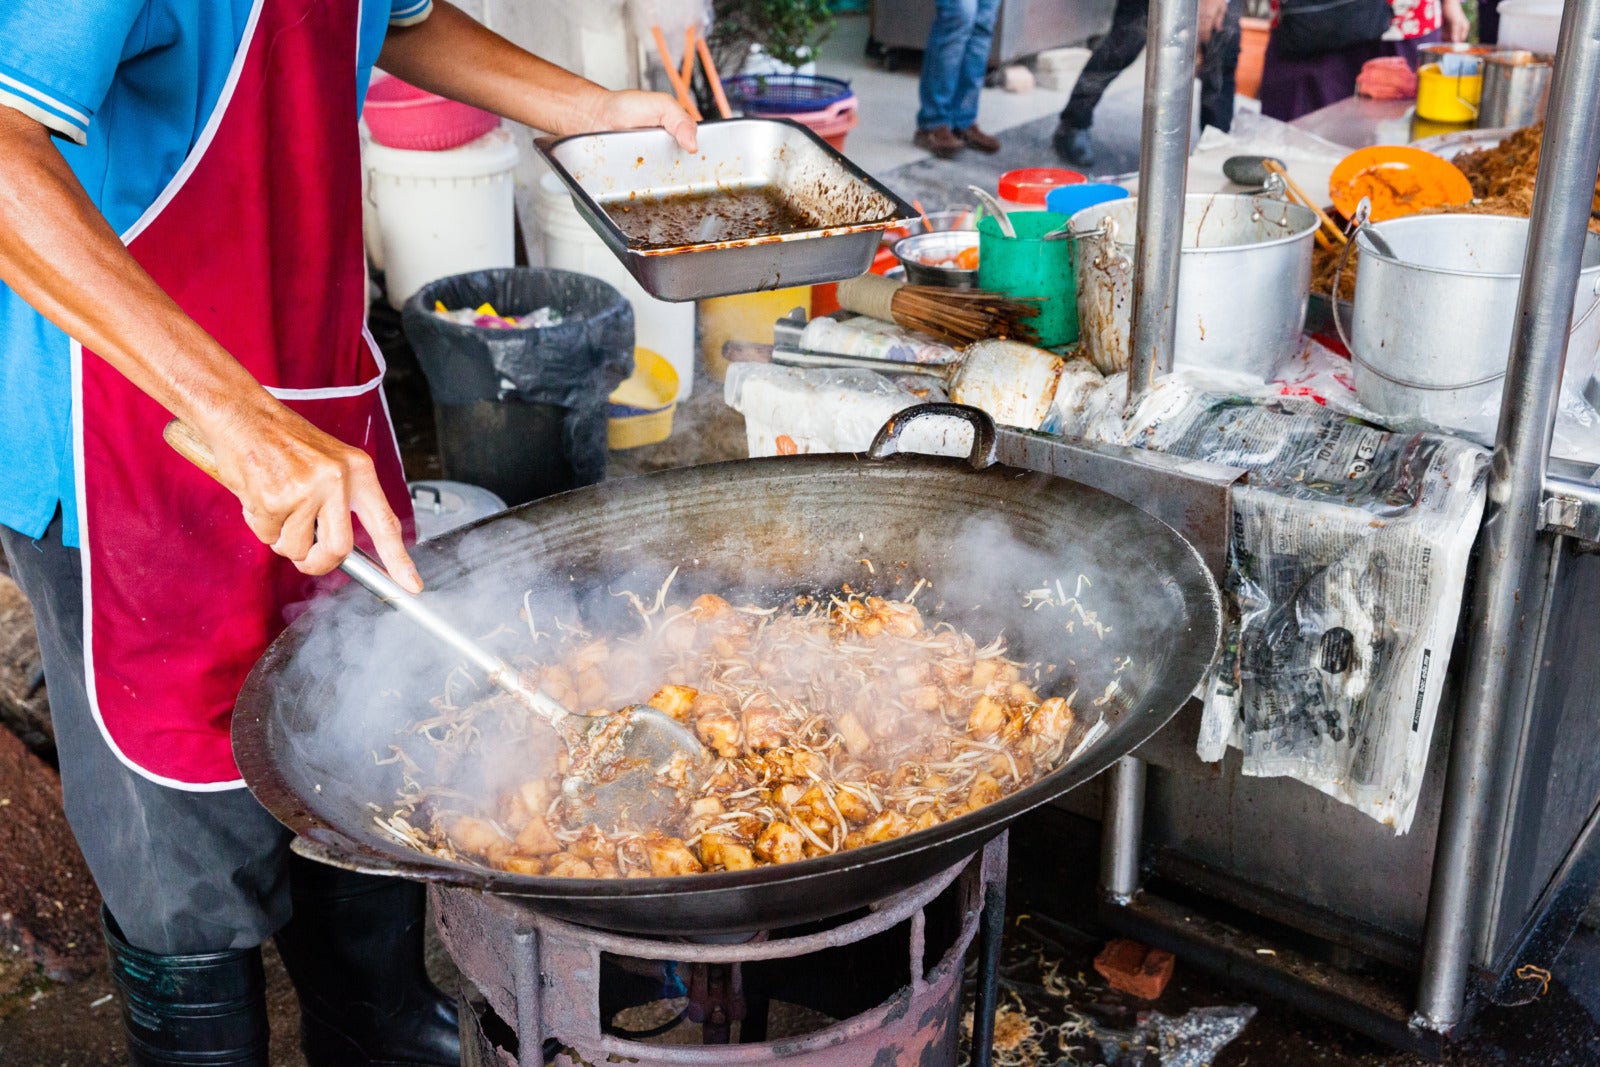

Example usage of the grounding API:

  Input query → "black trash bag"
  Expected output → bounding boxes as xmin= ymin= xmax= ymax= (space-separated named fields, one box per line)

xmin=401 ymin=269 xmax=634 ymax=505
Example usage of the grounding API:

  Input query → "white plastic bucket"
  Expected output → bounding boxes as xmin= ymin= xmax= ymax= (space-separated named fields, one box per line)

xmin=533 ymin=172 xmax=696 ymax=401
xmin=1496 ymin=0 xmax=1564 ymax=52
xmin=365 ymin=128 xmax=519 ymax=310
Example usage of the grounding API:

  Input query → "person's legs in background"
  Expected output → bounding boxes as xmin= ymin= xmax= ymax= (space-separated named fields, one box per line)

xmin=1198 ymin=0 xmax=1246 ymax=132
xmin=916 ymin=0 xmax=980 ymax=157
xmin=1053 ymin=0 xmax=1150 ymax=166
xmin=950 ymin=0 xmax=1004 ymax=152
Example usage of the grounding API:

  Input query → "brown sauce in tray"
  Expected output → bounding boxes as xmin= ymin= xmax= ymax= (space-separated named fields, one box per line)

xmin=606 ymin=186 xmax=825 ymax=249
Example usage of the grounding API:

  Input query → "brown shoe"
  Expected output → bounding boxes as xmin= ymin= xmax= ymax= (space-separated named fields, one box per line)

xmin=956 ymin=125 xmax=1001 ymax=153
xmin=913 ymin=125 xmax=964 ymax=159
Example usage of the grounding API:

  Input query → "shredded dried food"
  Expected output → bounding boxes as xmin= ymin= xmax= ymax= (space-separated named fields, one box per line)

xmin=378 ymin=581 xmax=1097 ymax=878
xmin=1450 ymin=123 xmax=1600 ymax=235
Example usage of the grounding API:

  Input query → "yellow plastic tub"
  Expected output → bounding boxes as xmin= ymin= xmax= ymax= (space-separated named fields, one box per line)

xmin=698 ymin=287 xmax=812 ymax=382
xmin=608 ymin=348 xmax=679 ymax=450
xmin=1416 ymin=63 xmax=1482 ymax=124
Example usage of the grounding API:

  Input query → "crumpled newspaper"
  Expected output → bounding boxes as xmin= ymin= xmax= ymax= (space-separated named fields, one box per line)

xmin=1097 ymin=1005 xmax=1258 ymax=1067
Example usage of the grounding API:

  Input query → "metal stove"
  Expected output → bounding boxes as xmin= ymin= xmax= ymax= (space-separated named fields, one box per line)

xmin=434 ymin=834 xmax=1009 ymax=1066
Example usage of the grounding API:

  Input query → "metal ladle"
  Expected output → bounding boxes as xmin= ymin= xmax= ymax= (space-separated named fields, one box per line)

xmin=163 ymin=420 xmax=708 ymax=828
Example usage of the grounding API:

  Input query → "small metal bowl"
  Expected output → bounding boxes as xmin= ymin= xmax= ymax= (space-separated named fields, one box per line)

xmin=893 ymin=231 xmax=979 ymax=289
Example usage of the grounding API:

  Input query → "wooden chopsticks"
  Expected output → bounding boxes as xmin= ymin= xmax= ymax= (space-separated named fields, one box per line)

xmin=650 ymin=24 xmax=733 ymax=122
xmin=1263 ymin=159 xmax=1346 ymax=249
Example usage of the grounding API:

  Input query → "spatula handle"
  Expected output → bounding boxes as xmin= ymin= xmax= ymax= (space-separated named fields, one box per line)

xmin=161 ymin=419 xmax=570 ymax=726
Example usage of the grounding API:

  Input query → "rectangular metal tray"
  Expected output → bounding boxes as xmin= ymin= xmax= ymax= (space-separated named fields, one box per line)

xmin=536 ymin=118 xmax=915 ymax=302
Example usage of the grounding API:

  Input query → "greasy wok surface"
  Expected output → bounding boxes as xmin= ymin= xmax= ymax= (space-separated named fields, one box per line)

xmin=234 ymin=452 xmax=1220 ymax=934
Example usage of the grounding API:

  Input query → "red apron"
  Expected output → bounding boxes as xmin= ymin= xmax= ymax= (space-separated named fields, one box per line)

xmin=73 ymin=0 xmax=413 ymax=788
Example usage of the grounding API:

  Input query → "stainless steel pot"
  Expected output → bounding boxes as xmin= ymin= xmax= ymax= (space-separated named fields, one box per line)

xmin=1349 ymin=214 xmax=1600 ymax=441
xmin=1479 ymin=50 xmax=1553 ymax=128
xmin=893 ymin=231 xmax=980 ymax=288
xmin=1070 ymin=193 xmax=1318 ymax=380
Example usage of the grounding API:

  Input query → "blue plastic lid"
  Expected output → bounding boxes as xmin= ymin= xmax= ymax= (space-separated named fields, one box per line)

xmin=1045 ymin=183 xmax=1130 ymax=216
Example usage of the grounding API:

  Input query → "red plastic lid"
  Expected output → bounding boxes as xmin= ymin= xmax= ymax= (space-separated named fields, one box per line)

xmin=998 ymin=167 xmax=1086 ymax=205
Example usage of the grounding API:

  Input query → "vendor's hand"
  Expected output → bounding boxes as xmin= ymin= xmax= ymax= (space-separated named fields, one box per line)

xmin=587 ymin=89 xmax=699 ymax=152
xmin=199 ymin=401 xmax=422 ymax=593
xmin=1198 ymin=0 xmax=1229 ymax=46
xmin=1441 ymin=0 xmax=1471 ymax=42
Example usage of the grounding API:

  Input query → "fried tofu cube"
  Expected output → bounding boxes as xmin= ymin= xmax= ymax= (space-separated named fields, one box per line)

xmin=699 ymin=832 xmax=757 ymax=872
xmin=545 ymin=854 xmax=597 ymax=879
xmin=566 ymin=827 xmax=617 ymax=865
xmin=968 ymin=773 xmax=1003 ymax=808
xmin=645 ymin=834 xmax=705 ymax=876
xmin=835 ymin=788 xmax=872 ymax=825
xmin=1007 ymin=682 xmax=1041 ymax=707
xmin=690 ymin=594 xmax=734 ymax=621
xmin=513 ymin=816 xmax=561 ymax=856
xmin=909 ymin=684 xmax=945 ymax=713
xmin=742 ymin=702 xmax=785 ymax=751
xmin=1030 ymin=696 xmax=1075 ymax=745
xmin=691 ymin=692 xmax=732 ymax=720
xmin=648 ymin=685 xmax=699 ymax=722
xmin=895 ymin=662 xmax=932 ymax=687
xmin=449 ymin=816 xmax=506 ymax=857
xmin=495 ymin=854 xmax=545 ymax=876
xmin=970 ymin=659 xmax=1000 ymax=689
xmin=861 ymin=810 xmax=913 ymax=844
xmin=838 ymin=712 xmax=872 ymax=757
xmin=968 ymin=695 xmax=1006 ymax=740
xmin=689 ymin=796 xmax=725 ymax=820
xmin=570 ymin=640 xmax=610 ymax=673
xmin=518 ymin=779 xmax=553 ymax=816
xmin=695 ymin=710 xmax=741 ymax=758
xmin=754 ymin=822 xmax=806 ymax=865
xmin=913 ymin=810 xmax=942 ymax=832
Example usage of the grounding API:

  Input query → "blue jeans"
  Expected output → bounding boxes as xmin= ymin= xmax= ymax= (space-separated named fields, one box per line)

xmin=916 ymin=0 xmax=1001 ymax=130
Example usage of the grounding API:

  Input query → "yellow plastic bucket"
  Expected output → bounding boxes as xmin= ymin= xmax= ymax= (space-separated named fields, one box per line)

xmin=1416 ymin=63 xmax=1482 ymax=123
xmin=698 ymin=287 xmax=812 ymax=382
xmin=608 ymin=348 xmax=679 ymax=450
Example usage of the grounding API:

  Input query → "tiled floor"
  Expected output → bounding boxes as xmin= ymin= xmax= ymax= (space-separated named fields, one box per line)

xmin=813 ymin=12 xmax=1149 ymax=180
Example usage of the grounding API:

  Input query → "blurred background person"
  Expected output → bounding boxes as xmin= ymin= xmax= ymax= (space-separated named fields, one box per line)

xmin=1053 ymin=0 xmax=1240 ymax=169
xmin=915 ymin=0 xmax=1005 ymax=158
xmin=1259 ymin=0 xmax=1469 ymax=121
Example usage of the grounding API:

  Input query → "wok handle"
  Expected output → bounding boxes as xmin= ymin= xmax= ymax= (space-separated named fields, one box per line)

xmin=161 ymin=420 xmax=570 ymax=727
xmin=867 ymin=403 xmax=999 ymax=471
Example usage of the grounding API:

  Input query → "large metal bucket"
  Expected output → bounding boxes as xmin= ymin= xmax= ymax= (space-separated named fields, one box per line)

xmin=1350 ymin=214 xmax=1600 ymax=441
xmin=1070 ymin=193 xmax=1318 ymax=380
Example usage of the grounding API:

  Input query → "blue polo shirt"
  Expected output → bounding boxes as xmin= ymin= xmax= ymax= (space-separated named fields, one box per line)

xmin=0 ymin=0 xmax=432 ymax=547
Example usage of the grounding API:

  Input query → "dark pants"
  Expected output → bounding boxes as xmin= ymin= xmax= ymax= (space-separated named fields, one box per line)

xmin=1060 ymin=0 xmax=1245 ymax=134
xmin=1258 ymin=29 xmax=1440 ymax=122
xmin=0 ymin=513 xmax=293 ymax=956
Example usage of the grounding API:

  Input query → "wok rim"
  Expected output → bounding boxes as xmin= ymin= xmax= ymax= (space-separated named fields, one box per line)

xmin=234 ymin=451 xmax=1222 ymax=902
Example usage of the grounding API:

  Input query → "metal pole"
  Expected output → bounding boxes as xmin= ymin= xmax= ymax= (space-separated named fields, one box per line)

xmin=1414 ymin=0 xmax=1600 ymax=1031
xmin=1126 ymin=0 xmax=1200 ymax=406
xmin=1101 ymin=756 xmax=1147 ymax=902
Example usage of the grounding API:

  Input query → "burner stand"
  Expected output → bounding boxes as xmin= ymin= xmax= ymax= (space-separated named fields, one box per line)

xmin=436 ymin=832 xmax=1008 ymax=1066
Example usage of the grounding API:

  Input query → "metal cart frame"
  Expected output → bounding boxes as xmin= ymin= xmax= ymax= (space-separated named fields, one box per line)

xmin=1091 ymin=0 xmax=1600 ymax=1050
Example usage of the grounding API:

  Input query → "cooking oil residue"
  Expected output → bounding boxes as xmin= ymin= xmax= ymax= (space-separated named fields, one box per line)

xmin=607 ymin=186 xmax=823 ymax=248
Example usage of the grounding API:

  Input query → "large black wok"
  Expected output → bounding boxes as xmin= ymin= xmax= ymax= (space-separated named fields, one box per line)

xmin=234 ymin=407 xmax=1220 ymax=935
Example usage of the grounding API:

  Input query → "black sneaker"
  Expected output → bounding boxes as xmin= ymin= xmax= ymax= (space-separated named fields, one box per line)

xmin=1052 ymin=122 xmax=1096 ymax=168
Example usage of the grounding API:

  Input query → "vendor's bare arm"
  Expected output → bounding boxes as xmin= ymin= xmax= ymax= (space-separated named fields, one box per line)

xmin=0 ymin=108 xmax=421 ymax=591
xmin=379 ymin=0 xmax=698 ymax=150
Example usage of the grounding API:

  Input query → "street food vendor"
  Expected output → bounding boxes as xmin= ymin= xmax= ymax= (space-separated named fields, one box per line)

xmin=0 ymin=1 xmax=695 ymax=1063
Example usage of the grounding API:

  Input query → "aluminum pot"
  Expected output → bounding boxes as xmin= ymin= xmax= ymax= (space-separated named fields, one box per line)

xmin=1069 ymin=193 xmax=1318 ymax=380
xmin=1478 ymin=50 xmax=1553 ymax=128
xmin=1349 ymin=214 xmax=1600 ymax=442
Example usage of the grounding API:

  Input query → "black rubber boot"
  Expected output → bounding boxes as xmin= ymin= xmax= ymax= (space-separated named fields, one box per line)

xmin=274 ymin=856 xmax=460 ymax=1067
xmin=103 ymin=908 xmax=270 ymax=1067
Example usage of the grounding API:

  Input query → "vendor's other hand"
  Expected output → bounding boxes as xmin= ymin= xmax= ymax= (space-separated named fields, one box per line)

xmin=1198 ymin=0 xmax=1228 ymax=45
xmin=1441 ymin=0 xmax=1470 ymax=42
xmin=201 ymin=403 xmax=422 ymax=593
xmin=588 ymin=89 xmax=699 ymax=152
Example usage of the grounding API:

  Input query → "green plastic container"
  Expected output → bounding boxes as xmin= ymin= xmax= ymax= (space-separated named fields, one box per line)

xmin=977 ymin=211 xmax=1077 ymax=347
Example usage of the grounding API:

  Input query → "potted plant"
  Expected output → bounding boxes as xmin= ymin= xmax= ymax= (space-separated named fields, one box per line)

xmin=707 ymin=0 xmax=835 ymax=78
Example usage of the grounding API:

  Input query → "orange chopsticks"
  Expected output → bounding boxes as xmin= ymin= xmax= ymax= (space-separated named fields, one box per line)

xmin=651 ymin=24 xmax=733 ymax=123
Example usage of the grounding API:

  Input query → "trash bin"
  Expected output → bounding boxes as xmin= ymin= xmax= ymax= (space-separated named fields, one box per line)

xmin=402 ymin=268 xmax=634 ymax=507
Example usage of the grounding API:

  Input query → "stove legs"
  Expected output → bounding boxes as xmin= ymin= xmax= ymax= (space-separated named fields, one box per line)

xmin=969 ymin=833 xmax=1010 ymax=1067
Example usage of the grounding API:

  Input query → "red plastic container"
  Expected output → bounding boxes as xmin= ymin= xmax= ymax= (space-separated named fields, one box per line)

xmin=998 ymin=167 xmax=1086 ymax=208
xmin=364 ymin=75 xmax=500 ymax=151
xmin=760 ymin=96 xmax=860 ymax=152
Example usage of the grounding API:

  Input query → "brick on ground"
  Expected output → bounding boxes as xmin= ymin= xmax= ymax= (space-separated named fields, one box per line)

xmin=0 ymin=723 xmax=99 ymax=980
xmin=1094 ymin=937 xmax=1176 ymax=1001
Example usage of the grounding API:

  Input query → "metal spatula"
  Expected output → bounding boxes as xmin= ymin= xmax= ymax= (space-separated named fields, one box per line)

xmin=163 ymin=420 xmax=707 ymax=829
